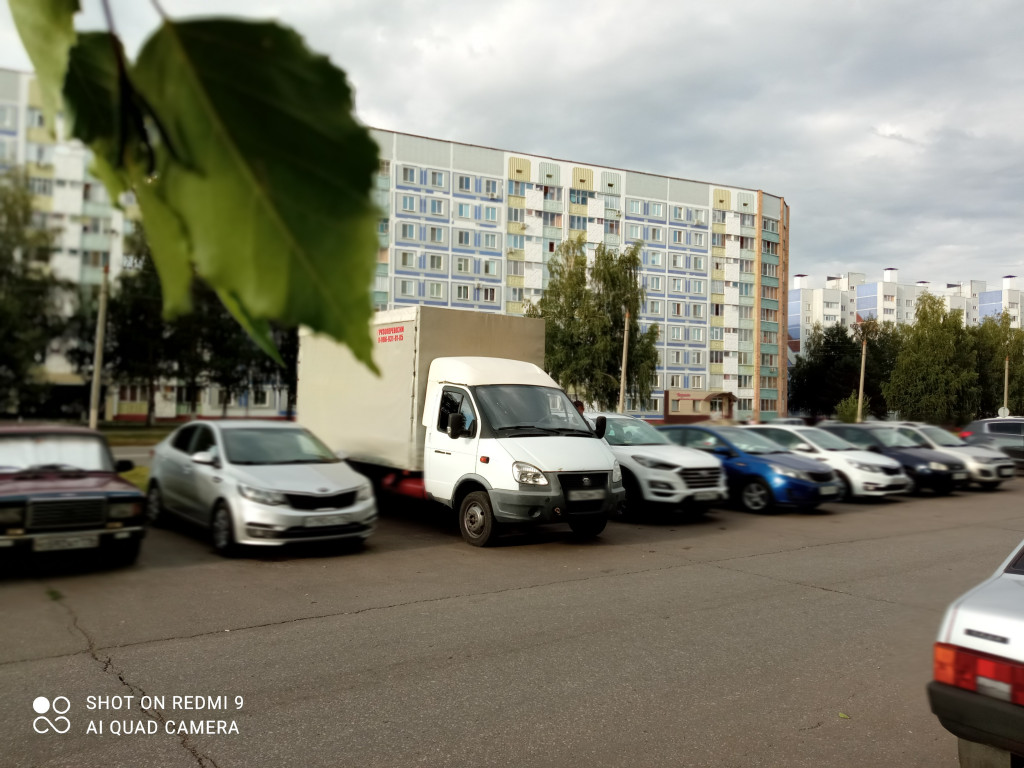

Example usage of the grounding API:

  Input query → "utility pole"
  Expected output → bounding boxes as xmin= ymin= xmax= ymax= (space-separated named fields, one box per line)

xmin=1005 ymin=355 xmax=1010 ymax=412
xmin=88 ymin=262 xmax=109 ymax=429
xmin=617 ymin=309 xmax=630 ymax=414
xmin=856 ymin=333 xmax=867 ymax=423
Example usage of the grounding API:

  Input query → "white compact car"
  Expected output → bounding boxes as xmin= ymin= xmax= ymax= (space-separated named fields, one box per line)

xmin=928 ymin=537 xmax=1024 ymax=761
xmin=895 ymin=423 xmax=1016 ymax=490
xmin=149 ymin=420 xmax=377 ymax=555
xmin=745 ymin=424 xmax=910 ymax=501
xmin=588 ymin=414 xmax=727 ymax=514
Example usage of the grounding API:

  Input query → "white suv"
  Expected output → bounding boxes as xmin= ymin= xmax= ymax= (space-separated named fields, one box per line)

xmin=745 ymin=425 xmax=910 ymax=501
xmin=588 ymin=414 xmax=727 ymax=515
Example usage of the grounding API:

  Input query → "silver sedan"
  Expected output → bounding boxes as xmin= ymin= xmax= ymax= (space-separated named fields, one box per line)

xmin=148 ymin=420 xmax=377 ymax=555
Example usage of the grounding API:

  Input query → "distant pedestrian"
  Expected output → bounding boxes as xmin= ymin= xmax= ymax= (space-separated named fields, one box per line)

xmin=573 ymin=400 xmax=585 ymax=415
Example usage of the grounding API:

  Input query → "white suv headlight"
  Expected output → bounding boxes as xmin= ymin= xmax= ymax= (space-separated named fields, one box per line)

xmin=238 ymin=484 xmax=287 ymax=505
xmin=512 ymin=462 xmax=549 ymax=486
xmin=611 ymin=460 xmax=622 ymax=484
xmin=632 ymin=455 xmax=678 ymax=471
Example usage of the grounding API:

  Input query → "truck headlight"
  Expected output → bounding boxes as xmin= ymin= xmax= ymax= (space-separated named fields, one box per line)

xmin=928 ymin=461 xmax=948 ymax=471
xmin=0 ymin=507 xmax=24 ymax=524
xmin=612 ymin=460 xmax=622 ymax=484
xmin=512 ymin=462 xmax=548 ymax=486
xmin=356 ymin=484 xmax=373 ymax=501
xmin=238 ymin=484 xmax=288 ymax=505
xmin=108 ymin=502 xmax=143 ymax=518
xmin=632 ymin=455 xmax=678 ymax=471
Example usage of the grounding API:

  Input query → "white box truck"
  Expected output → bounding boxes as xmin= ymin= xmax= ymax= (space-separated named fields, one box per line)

xmin=297 ymin=306 xmax=624 ymax=546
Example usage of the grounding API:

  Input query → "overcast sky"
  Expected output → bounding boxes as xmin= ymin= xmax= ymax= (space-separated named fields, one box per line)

xmin=2 ymin=0 xmax=1023 ymax=289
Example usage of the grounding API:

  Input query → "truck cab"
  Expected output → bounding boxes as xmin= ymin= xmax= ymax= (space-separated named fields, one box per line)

xmin=422 ymin=358 xmax=623 ymax=545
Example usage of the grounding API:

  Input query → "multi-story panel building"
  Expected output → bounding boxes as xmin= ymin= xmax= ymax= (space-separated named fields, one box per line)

xmin=788 ymin=269 xmax=1020 ymax=359
xmin=371 ymin=130 xmax=791 ymax=421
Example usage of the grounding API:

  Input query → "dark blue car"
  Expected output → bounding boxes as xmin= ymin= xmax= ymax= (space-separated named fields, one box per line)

xmin=658 ymin=425 xmax=843 ymax=513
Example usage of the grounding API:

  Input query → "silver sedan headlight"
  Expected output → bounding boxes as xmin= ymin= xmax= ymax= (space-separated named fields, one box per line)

xmin=238 ymin=484 xmax=288 ymax=505
xmin=356 ymin=484 xmax=373 ymax=501
xmin=848 ymin=461 xmax=881 ymax=473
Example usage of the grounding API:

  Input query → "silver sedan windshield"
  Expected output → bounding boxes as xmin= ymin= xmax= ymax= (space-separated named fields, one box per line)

xmin=222 ymin=428 xmax=340 ymax=465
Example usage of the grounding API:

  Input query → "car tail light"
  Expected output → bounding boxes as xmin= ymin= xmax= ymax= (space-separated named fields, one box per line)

xmin=934 ymin=643 xmax=1024 ymax=705
xmin=959 ymin=431 xmax=972 ymax=438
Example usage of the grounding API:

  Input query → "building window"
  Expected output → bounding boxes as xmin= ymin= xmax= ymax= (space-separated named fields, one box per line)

xmin=649 ymin=276 xmax=662 ymax=291
xmin=509 ymin=207 xmax=525 ymax=223
xmin=483 ymin=260 xmax=499 ymax=276
xmin=650 ymin=202 xmax=663 ymax=217
xmin=739 ymin=236 xmax=755 ymax=250
xmin=709 ymin=351 xmax=724 ymax=364
xmin=649 ymin=251 xmax=662 ymax=267
xmin=690 ymin=279 xmax=705 ymax=294
xmin=508 ymin=180 xmax=526 ymax=196
xmin=483 ymin=233 xmax=498 ymax=250
xmin=762 ymin=262 xmax=778 ymax=277
xmin=508 ymin=287 xmax=524 ymax=301
xmin=485 ymin=179 xmax=499 ymax=196
xmin=628 ymin=199 xmax=642 ymax=214
xmin=429 ymin=227 xmax=444 ymax=243
xmin=429 ymin=282 xmax=443 ymax=299
xmin=669 ymin=302 xmax=683 ymax=317
xmin=740 ymin=213 xmax=755 ymax=227
xmin=761 ymin=285 xmax=778 ymax=300
xmin=693 ymin=256 xmax=706 ymax=270
xmin=379 ymin=160 xmax=391 ymax=176
xmin=692 ymin=232 xmax=705 ymax=247
xmin=739 ymin=306 xmax=753 ymax=319
xmin=455 ymin=257 xmax=471 ymax=273
xmin=569 ymin=215 xmax=587 ymax=231
xmin=712 ymin=210 xmax=727 ymax=224
xmin=710 ymin=327 xmax=724 ymax=341
xmin=760 ymin=376 xmax=778 ymax=389
xmin=456 ymin=284 xmax=470 ymax=300
xmin=760 ymin=398 xmax=778 ymax=412
xmin=508 ymin=260 xmax=524 ymax=276
xmin=402 ymin=167 xmax=416 ymax=183
xmin=760 ymin=308 xmax=778 ymax=322
xmin=399 ymin=280 xmax=416 ymax=297
xmin=400 ymin=223 xmax=415 ymax=239
xmin=691 ymin=375 xmax=704 ymax=389
xmin=457 ymin=230 xmax=471 ymax=246
xmin=430 ymin=199 xmax=445 ymax=215
xmin=691 ymin=303 xmax=705 ymax=318
xmin=401 ymin=195 xmax=415 ymax=212
xmin=458 ymin=175 xmax=472 ymax=192
xmin=430 ymin=171 xmax=446 ymax=187
xmin=429 ymin=253 xmax=445 ymax=271
xmin=482 ymin=287 xmax=496 ymax=302
xmin=542 ymin=186 xmax=562 ymax=201
xmin=737 ymin=375 xmax=753 ymax=388
xmin=485 ymin=206 xmax=498 ymax=222
xmin=399 ymin=251 xmax=416 ymax=268
xmin=648 ymin=300 xmax=662 ymax=314
xmin=762 ymin=218 xmax=779 ymax=233
xmin=650 ymin=227 xmax=663 ymax=242
xmin=457 ymin=203 xmax=471 ymax=219
xmin=762 ymin=240 xmax=779 ymax=255
xmin=760 ymin=354 xmax=778 ymax=367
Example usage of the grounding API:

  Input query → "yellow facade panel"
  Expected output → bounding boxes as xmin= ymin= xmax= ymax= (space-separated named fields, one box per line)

xmin=572 ymin=167 xmax=594 ymax=191
xmin=710 ymin=340 xmax=724 ymax=351
xmin=712 ymin=269 xmax=724 ymax=280
xmin=712 ymin=223 xmax=725 ymax=235
xmin=713 ymin=189 xmax=731 ymax=210
xmin=33 ymin=195 xmax=53 ymax=212
xmin=507 ymin=275 xmax=524 ymax=288
xmin=505 ymin=301 xmax=524 ymax=315
xmin=507 ymin=250 xmax=525 ymax=261
xmin=507 ymin=222 xmax=526 ymax=234
xmin=508 ymin=194 xmax=526 ymax=208
xmin=508 ymin=157 xmax=531 ymax=180
xmin=569 ymin=202 xmax=587 ymax=216
xmin=27 ymin=126 xmax=53 ymax=144
xmin=710 ymin=364 xmax=723 ymax=375
xmin=711 ymin=316 xmax=724 ymax=328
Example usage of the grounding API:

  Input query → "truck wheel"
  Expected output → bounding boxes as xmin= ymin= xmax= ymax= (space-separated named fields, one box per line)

xmin=459 ymin=492 xmax=499 ymax=547
xmin=568 ymin=516 xmax=607 ymax=538
xmin=740 ymin=478 xmax=774 ymax=513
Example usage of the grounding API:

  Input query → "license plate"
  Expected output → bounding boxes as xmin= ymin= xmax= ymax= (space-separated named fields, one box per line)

xmin=305 ymin=514 xmax=348 ymax=527
xmin=820 ymin=485 xmax=838 ymax=495
xmin=34 ymin=534 xmax=99 ymax=552
xmin=999 ymin=467 xmax=1014 ymax=477
xmin=567 ymin=489 xmax=606 ymax=501
xmin=953 ymin=472 xmax=968 ymax=481
xmin=694 ymin=491 xmax=719 ymax=501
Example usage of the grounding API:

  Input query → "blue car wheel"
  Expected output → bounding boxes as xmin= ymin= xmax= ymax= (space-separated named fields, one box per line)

xmin=741 ymin=478 xmax=774 ymax=513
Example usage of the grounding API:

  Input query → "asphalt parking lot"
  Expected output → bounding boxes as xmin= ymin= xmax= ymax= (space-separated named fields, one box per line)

xmin=2 ymin=485 xmax=1023 ymax=768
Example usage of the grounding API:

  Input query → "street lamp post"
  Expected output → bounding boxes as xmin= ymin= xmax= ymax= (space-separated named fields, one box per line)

xmin=87 ymin=259 xmax=109 ymax=430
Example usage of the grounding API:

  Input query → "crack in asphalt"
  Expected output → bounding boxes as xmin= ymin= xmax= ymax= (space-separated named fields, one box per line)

xmin=49 ymin=585 xmax=222 ymax=768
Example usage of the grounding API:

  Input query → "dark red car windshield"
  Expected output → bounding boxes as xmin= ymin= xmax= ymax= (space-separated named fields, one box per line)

xmin=0 ymin=434 xmax=115 ymax=473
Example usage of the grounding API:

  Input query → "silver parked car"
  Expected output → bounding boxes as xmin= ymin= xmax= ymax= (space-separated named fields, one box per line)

xmin=895 ymin=422 xmax=1016 ymax=490
xmin=148 ymin=421 xmax=377 ymax=555
xmin=928 ymin=537 xmax=1024 ymax=761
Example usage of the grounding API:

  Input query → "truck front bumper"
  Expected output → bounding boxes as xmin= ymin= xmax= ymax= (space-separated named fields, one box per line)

xmin=489 ymin=484 xmax=625 ymax=524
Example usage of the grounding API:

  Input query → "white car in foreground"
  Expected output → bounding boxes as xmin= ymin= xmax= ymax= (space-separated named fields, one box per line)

xmin=745 ymin=424 xmax=910 ymax=501
xmin=587 ymin=414 xmax=727 ymax=515
xmin=928 ymin=537 xmax=1024 ymax=762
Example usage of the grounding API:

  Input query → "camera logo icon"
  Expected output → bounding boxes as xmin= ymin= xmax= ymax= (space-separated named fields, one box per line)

xmin=33 ymin=696 xmax=71 ymax=734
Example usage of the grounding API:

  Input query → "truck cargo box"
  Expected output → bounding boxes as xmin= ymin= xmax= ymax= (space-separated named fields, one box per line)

xmin=297 ymin=307 xmax=545 ymax=472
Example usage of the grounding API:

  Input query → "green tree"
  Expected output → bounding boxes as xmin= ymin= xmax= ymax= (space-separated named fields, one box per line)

xmin=864 ymin=320 xmax=903 ymax=413
xmin=970 ymin=312 xmax=1024 ymax=416
xmin=788 ymin=323 xmax=861 ymax=418
xmin=528 ymin=237 xmax=658 ymax=411
xmin=0 ymin=167 xmax=67 ymax=413
xmin=835 ymin=391 xmax=868 ymax=423
xmin=883 ymin=294 xmax=979 ymax=423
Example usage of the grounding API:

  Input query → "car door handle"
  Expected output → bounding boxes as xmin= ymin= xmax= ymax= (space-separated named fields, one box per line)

xmin=212 ymin=476 xmax=222 ymax=484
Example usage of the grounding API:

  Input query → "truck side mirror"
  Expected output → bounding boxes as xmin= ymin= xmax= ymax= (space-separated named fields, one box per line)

xmin=447 ymin=412 xmax=466 ymax=439
xmin=594 ymin=416 xmax=607 ymax=439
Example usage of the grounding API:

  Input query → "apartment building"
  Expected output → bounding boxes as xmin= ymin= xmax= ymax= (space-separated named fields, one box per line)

xmin=788 ymin=268 xmax=1021 ymax=356
xmin=371 ymin=129 xmax=791 ymax=422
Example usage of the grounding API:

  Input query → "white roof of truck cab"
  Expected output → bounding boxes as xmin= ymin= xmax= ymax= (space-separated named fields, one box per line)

xmin=428 ymin=357 xmax=557 ymax=388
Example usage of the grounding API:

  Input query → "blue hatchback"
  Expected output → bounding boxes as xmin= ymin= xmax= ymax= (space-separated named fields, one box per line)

xmin=658 ymin=425 xmax=844 ymax=513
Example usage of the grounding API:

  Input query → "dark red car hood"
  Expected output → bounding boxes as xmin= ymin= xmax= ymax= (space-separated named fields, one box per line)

xmin=0 ymin=473 xmax=143 ymax=498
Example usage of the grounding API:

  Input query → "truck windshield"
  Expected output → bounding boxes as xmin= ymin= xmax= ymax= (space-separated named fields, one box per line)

xmin=472 ymin=385 xmax=592 ymax=436
xmin=0 ymin=434 xmax=114 ymax=472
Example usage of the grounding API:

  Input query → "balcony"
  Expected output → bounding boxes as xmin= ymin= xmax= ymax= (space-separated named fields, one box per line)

xmin=506 ymin=249 xmax=525 ymax=261
xmin=604 ymin=234 xmax=620 ymax=247
xmin=81 ymin=232 xmax=112 ymax=251
xmin=507 ymin=275 xmax=524 ymax=288
xmin=542 ymin=225 xmax=563 ymax=240
xmin=376 ymin=174 xmax=390 ymax=190
xmin=375 ymin=263 xmax=389 ymax=276
xmin=506 ymin=301 xmax=524 ymax=315
xmin=507 ymin=222 xmax=526 ymax=234
xmin=542 ymin=199 xmax=563 ymax=213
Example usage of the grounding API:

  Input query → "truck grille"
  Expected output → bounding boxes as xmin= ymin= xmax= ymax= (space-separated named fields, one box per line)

xmin=285 ymin=492 xmax=356 ymax=511
xmin=28 ymin=498 xmax=105 ymax=528
xmin=679 ymin=467 xmax=722 ymax=489
xmin=809 ymin=470 xmax=835 ymax=483
xmin=559 ymin=472 xmax=610 ymax=513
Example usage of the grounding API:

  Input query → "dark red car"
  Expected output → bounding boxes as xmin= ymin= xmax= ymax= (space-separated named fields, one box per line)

xmin=0 ymin=425 xmax=147 ymax=566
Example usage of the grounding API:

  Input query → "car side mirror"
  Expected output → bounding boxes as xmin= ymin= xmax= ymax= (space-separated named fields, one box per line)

xmin=711 ymin=445 xmax=734 ymax=458
xmin=447 ymin=412 xmax=466 ymax=439
xmin=794 ymin=443 xmax=813 ymax=452
xmin=115 ymin=459 xmax=134 ymax=473
xmin=867 ymin=445 xmax=882 ymax=453
xmin=191 ymin=450 xmax=219 ymax=467
xmin=594 ymin=416 xmax=607 ymax=439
